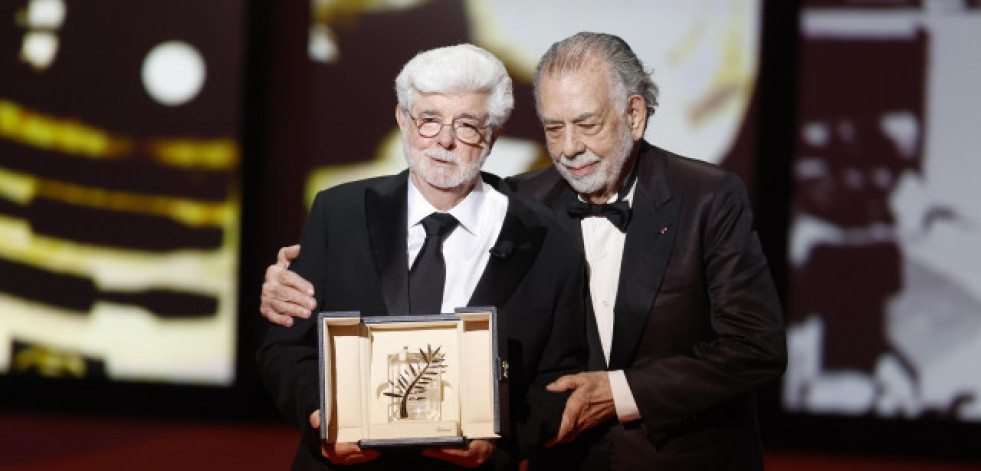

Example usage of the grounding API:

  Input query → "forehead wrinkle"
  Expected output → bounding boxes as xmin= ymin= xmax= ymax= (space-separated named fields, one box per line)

xmin=410 ymin=95 xmax=489 ymax=120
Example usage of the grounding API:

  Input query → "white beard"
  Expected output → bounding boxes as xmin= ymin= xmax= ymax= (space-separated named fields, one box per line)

xmin=404 ymin=143 xmax=489 ymax=190
xmin=554 ymin=125 xmax=634 ymax=197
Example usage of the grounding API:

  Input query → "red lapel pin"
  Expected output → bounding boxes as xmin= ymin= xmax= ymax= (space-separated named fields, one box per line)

xmin=660 ymin=227 xmax=668 ymax=234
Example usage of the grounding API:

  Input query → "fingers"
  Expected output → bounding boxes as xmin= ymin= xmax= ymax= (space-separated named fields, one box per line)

xmin=260 ymin=300 xmax=302 ymax=327
xmin=265 ymin=294 xmax=314 ymax=318
xmin=548 ymin=375 xmax=608 ymax=447
xmin=309 ymin=410 xmax=321 ymax=429
xmin=260 ymin=308 xmax=294 ymax=328
xmin=423 ymin=446 xmax=468 ymax=459
xmin=278 ymin=269 xmax=316 ymax=297
xmin=553 ymin=390 xmax=585 ymax=445
xmin=276 ymin=244 xmax=301 ymax=268
xmin=544 ymin=419 xmax=570 ymax=448
xmin=264 ymin=264 xmax=314 ymax=299
xmin=548 ymin=373 xmax=618 ymax=447
xmin=264 ymin=263 xmax=315 ymax=304
xmin=544 ymin=373 xmax=587 ymax=447
xmin=259 ymin=295 xmax=309 ymax=327
xmin=555 ymin=417 xmax=583 ymax=445
xmin=312 ymin=409 xmax=380 ymax=465
xmin=558 ymin=406 xmax=578 ymax=443
xmin=546 ymin=373 xmax=582 ymax=392
xmin=421 ymin=440 xmax=495 ymax=468
xmin=322 ymin=442 xmax=380 ymax=465
xmin=260 ymin=310 xmax=287 ymax=327
xmin=260 ymin=264 xmax=316 ymax=327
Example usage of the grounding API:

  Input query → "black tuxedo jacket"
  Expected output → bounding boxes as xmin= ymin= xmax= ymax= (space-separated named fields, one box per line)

xmin=257 ymin=171 xmax=589 ymax=471
xmin=510 ymin=141 xmax=787 ymax=471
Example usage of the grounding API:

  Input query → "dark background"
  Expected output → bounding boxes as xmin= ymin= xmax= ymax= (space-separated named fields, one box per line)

xmin=2 ymin=0 xmax=980 ymax=468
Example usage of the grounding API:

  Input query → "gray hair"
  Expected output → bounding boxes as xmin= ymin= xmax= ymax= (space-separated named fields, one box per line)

xmin=395 ymin=44 xmax=514 ymax=129
xmin=534 ymin=32 xmax=659 ymax=123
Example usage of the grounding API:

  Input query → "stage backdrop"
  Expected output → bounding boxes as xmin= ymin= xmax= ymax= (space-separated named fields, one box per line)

xmin=784 ymin=0 xmax=981 ymax=424
xmin=0 ymin=0 xmax=245 ymax=386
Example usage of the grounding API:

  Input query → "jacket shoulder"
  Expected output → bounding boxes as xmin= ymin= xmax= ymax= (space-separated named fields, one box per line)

xmin=506 ymin=166 xmax=563 ymax=200
xmin=313 ymin=174 xmax=400 ymax=201
xmin=658 ymin=146 xmax=728 ymax=179
xmin=646 ymin=144 xmax=743 ymax=197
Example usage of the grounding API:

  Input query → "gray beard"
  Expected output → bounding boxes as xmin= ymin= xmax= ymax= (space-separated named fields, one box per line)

xmin=406 ymin=146 xmax=488 ymax=190
xmin=554 ymin=128 xmax=634 ymax=197
xmin=555 ymin=152 xmax=607 ymax=195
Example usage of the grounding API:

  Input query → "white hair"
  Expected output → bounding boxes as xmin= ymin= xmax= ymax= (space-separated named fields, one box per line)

xmin=395 ymin=44 xmax=513 ymax=129
xmin=535 ymin=32 xmax=659 ymax=127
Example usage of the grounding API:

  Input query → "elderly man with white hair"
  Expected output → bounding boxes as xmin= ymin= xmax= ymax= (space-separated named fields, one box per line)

xmin=256 ymin=44 xmax=588 ymax=470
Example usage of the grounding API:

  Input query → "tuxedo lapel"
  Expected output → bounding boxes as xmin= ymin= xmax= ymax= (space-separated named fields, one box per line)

xmin=468 ymin=190 xmax=546 ymax=309
xmin=608 ymin=146 xmax=682 ymax=370
xmin=365 ymin=173 xmax=410 ymax=315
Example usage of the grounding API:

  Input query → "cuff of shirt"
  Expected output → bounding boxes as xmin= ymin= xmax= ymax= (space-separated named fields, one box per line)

xmin=608 ymin=370 xmax=641 ymax=423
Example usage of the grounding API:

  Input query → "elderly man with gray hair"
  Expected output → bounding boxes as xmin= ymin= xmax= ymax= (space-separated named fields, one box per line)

xmin=256 ymin=43 xmax=588 ymax=470
xmin=513 ymin=31 xmax=786 ymax=470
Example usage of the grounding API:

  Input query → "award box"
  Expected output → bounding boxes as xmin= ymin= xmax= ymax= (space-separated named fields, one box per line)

xmin=317 ymin=307 xmax=507 ymax=447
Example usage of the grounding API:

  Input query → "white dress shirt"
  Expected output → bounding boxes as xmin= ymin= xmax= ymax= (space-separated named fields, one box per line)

xmin=579 ymin=181 xmax=641 ymax=423
xmin=407 ymin=177 xmax=508 ymax=313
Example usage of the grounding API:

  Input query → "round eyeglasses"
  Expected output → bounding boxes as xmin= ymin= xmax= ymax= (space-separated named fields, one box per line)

xmin=406 ymin=112 xmax=489 ymax=145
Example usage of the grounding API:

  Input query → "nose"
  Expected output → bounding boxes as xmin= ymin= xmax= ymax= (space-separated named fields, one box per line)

xmin=561 ymin=127 xmax=585 ymax=158
xmin=435 ymin=123 xmax=456 ymax=149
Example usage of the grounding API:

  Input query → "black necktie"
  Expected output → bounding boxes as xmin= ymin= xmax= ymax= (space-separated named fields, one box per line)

xmin=409 ymin=212 xmax=459 ymax=314
xmin=567 ymin=199 xmax=631 ymax=231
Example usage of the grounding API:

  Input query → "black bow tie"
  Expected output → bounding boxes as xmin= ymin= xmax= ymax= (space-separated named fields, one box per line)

xmin=567 ymin=199 xmax=631 ymax=231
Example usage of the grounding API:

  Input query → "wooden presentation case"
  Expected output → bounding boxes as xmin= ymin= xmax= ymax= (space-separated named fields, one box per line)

xmin=317 ymin=307 xmax=507 ymax=447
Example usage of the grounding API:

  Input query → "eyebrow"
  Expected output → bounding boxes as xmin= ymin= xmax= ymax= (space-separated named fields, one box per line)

xmin=543 ymin=112 xmax=597 ymax=125
xmin=455 ymin=111 xmax=485 ymax=121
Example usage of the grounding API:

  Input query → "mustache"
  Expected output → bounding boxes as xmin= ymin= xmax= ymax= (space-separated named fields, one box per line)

xmin=558 ymin=152 xmax=600 ymax=169
xmin=424 ymin=149 xmax=460 ymax=164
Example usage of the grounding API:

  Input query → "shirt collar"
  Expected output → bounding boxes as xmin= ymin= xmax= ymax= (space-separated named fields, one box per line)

xmin=576 ymin=178 xmax=637 ymax=207
xmin=407 ymin=175 xmax=486 ymax=235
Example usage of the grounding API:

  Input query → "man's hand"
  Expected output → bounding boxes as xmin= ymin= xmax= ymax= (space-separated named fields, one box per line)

xmin=309 ymin=410 xmax=380 ymax=465
xmin=545 ymin=371 xmax=617 ymax=447
xmin=260 ymin=244 xmax=316 ymax=327
xmin=421 ymin=439 xmax=496 ymax=468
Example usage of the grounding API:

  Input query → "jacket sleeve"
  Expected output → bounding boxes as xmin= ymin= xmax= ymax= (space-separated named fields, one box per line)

xmin=623 ymin=174 xmax=787 ymax=440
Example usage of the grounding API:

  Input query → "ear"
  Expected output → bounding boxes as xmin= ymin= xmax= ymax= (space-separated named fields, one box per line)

xmin=395 ymin=105 xmax=407 ymax=132
xmin=626 ymin=95 xmax=647 ymax=140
